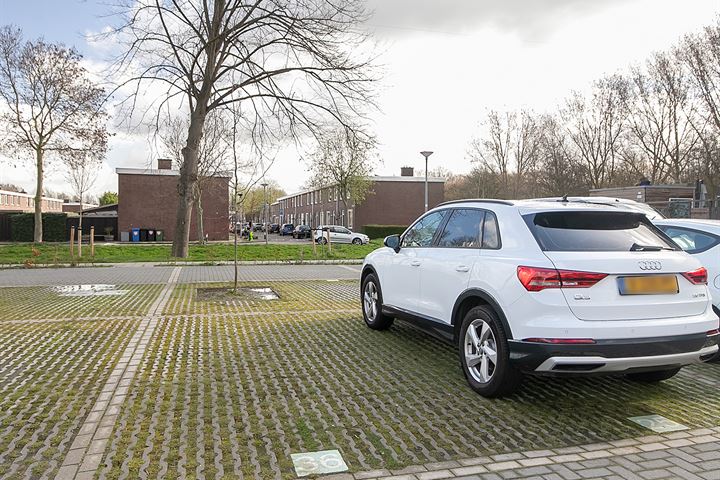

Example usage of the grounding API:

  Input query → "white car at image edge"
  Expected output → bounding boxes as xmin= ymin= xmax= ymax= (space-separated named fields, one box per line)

xmin=361 ymin=199 xmax=719 ymax=397
xmin=654 ymin=218 xmax=720 ymax=316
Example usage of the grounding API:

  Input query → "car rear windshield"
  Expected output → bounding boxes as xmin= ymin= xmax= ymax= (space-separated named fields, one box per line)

xmin=524 ymin=211 xmax=677 ymax=252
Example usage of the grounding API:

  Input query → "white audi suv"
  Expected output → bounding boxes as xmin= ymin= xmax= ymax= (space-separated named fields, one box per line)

xmin=361 ymin=199 xmax=719 ymax=397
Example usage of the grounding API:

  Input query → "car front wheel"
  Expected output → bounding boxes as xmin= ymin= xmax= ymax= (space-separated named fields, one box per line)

xmin=459 ymin=306 xmax=522 ymax=398
xmin=352 ymin=238 xmax=362 ymax=245
xmin=361 ymin=274 xmax=393 ymax=330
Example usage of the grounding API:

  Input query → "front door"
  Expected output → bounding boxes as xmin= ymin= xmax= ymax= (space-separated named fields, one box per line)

xmin=418 ymin=209 xmax=484 ymax=323
xmin=381 ymin=210 xmax=448 ymax=313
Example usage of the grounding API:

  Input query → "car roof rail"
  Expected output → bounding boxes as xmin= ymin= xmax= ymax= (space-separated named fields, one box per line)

xmin=436 ymin=198 xmax=515 ymax=207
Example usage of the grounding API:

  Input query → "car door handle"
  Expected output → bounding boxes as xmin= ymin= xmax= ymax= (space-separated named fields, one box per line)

xmin=410 ymin=260 xmax=421 ymax=267
xmin=456 ymin=265 xmax=470 ymax=272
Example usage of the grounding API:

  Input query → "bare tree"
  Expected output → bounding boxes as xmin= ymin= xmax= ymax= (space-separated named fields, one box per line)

xmin=110 ymin=0 xmax=377 ymax=257
xmin=307 ymin=130 xmax=376 ymax=225
xmin=536 ymin=113 xmax=586 ymax=196
xmin=563 ymin=76 xmax=626 ymax=189
xmin=161 ymin=111 xmax=231 ymax=244
xmin=64 ymin=152 xmax=103 ymax=231
xmin=0 ymin=26 xmax=107 ymax=242
xmin=468 ymin=109 xmax=541 ymax=198
xmin=621 ymin=53 xmax=698 ymax=183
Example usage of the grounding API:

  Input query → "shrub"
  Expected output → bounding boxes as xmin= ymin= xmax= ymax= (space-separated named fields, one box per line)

xmin=10 ymin=213 xmax=67 ymax=242
xmin=361 ymin=224 xmax=407 ymax=239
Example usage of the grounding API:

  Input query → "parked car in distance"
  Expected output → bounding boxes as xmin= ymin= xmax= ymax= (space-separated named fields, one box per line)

xmin=361 ymin=199 xmax=719 ymax=397
xmin=292 ymin=225 xmax=312 ymax=239
xmin=534 ymin=196 xmax=665 ymax=220
xmin=315 ymin=225 xmax=369 ymax=245
xmin=268 ymin=223 xmax=280 ymax=234
xmin=654 ymin=218 xmax=720 ymax=316
xmin=280 ymin=223 xmax=295 ymax=236
xmin=253 ymin=223 xmax=265 ymax=232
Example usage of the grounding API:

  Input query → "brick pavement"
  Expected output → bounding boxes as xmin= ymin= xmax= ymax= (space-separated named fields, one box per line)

xmin=334 ymin=428 xmax=720 ymax=480
xmin=0 ymin=264 xmax=361 ymax=286
xmin=1 ymin=265 xmax=719 ymax=480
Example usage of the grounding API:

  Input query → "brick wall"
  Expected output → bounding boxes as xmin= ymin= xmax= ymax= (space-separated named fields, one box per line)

xmin=355 ymin=180 xmax=445 ymax=230
xmin=118 ymin=173 xmax=229 ymax=241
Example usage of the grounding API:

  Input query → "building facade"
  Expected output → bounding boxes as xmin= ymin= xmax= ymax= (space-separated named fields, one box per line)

xmin=272 ymin=169 xmax=445 ymax=232
xmin=0 ymin=190 xmax=63 ymax=213
xmin=117 ymin=160 xmax=230 ymax=241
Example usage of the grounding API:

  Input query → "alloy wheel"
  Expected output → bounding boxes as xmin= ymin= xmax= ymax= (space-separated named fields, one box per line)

xmin=464 ymin=319 xmax=498 ymax=383
xmin=363 ymin=281 xmax=378 ymax=321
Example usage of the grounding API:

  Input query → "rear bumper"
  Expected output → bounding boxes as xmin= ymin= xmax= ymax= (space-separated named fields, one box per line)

xmin=509 ymin=332 xmax=719 ymax=374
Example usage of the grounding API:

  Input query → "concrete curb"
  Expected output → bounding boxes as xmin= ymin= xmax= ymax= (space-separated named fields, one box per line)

xmin=0 ymin=259 xmax=365 ymax=269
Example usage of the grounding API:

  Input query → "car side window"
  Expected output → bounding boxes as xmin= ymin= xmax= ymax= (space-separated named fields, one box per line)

xmin=338 ymin=227 xmax=351 ymax=234
xmin=658 ymin=226 xmax=720 ymax=254
xmin=401 ymin=211 xmax=446 ymax=248
xmin=481 ymin=211 xmax=501 ymax=249
xmin=436 ymin=209 xmax=484 ymax=248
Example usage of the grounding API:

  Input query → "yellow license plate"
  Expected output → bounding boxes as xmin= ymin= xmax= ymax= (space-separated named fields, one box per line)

xmin=618 ymin=275 xmax=679 ymax=295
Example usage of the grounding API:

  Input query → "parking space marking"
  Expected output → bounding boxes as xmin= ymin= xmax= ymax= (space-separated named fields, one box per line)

xmin=54 ymin=267 xmax=182 ymax=480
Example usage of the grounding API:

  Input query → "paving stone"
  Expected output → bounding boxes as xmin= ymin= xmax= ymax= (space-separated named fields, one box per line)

xmin=355 ymin=469 xmax=392 ymax=479
xmin=417 ymin=470 xmax=454 ymax=480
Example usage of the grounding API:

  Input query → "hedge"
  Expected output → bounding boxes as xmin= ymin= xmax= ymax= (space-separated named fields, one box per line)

xmin=10 ymin=213 xmax=68 ymax=242
xmin=361 ymin=224 xmax=407 ymax=239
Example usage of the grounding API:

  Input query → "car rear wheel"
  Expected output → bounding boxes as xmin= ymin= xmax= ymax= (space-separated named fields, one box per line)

xmin=625 ymin=368 xmax=681 ymax=383
xmin=319 ymin=237 xmax=328 ymax=245
xmin=459 ymin=306 xmax=522 ymax=398
xmin=362 ymin=274 xmax=393 ymax=330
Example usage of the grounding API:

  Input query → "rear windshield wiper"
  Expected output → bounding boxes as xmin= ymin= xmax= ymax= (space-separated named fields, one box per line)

xmin=630 ymin=243 xmax=673 ymax=252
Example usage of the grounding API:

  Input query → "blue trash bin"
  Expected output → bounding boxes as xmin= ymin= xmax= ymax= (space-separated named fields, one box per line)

xmin=131 ymin=228 xmax=140 ymax=242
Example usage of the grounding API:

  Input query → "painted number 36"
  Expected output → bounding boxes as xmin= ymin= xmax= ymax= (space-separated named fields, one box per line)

xmin=296 ymin=453 xmax=343 ymax=471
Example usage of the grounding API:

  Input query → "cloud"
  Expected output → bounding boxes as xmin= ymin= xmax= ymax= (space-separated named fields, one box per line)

xmin=366 ymin=0 xmax=630 ymax=39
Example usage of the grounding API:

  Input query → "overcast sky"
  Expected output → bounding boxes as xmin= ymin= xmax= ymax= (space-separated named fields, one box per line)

xmin=1 ymin=0 xmax=720 ymax=197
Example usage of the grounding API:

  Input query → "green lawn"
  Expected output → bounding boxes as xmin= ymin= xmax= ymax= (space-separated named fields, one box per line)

xmin=0 ymin=240 xmax=382 ymax=265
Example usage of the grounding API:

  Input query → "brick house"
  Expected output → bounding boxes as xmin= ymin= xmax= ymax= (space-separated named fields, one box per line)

xmin=272 ymin=168 xmax=445 ymax=231
xmin=0 ymin=190 xmax=63 ymax=213
xmin=117 ymin=159 xmax=230 ymax=241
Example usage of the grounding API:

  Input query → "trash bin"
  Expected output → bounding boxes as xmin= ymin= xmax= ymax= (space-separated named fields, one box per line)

xmin=147 ymin=229 xmax=156 ymax=241
xmin=140 ymin=229 xmax=148 ymax=242
xmin=131 ymin=228 xmax=140 ymax=242
xmin=121 ymin=231 xmax=130 ymax=242
xmin=156 ymin=230 xmax=164 ymax=242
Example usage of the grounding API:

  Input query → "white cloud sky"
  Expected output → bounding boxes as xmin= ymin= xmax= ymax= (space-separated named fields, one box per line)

xmin=2 ymin=0 xmax=720 ymax=198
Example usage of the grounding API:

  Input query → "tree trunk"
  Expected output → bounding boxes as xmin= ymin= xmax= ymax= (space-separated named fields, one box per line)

xmin=172 ymin=108 xmax=206 ymax=257
xmin=34 ymin=147 xmax=44 ymax=243
xmin=196 ymin=188 xmax=205 ymax=245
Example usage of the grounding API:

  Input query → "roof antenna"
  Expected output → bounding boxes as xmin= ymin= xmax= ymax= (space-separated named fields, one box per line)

xmin=561 ymin=194 xmax=568 ymax=202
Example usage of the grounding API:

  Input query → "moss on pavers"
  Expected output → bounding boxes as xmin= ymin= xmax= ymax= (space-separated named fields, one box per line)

xmin=97 ymin=311 xmax=720 ymax=480
xmin=0 ymin=284 xmax=164 ymax=321
xmin=163 ymin=280 xmax=359 ymax=316
xmin=0 ymin=318 xmax=139 ymax=479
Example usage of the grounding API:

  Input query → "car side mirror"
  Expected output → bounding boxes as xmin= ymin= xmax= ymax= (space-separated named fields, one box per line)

xmin=384 ymin=234 xmax=401 ymax=252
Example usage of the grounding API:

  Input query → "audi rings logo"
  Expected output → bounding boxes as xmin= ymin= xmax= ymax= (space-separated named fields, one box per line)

xmin=638 ymin=261 xmax=662 ymax=271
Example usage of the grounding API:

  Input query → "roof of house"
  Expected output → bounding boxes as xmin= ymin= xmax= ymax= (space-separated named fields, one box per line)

xmin=277 ymin=175 xmax=446 ymax=201
xmin=116 ymin=168 xmax=231 ymax=178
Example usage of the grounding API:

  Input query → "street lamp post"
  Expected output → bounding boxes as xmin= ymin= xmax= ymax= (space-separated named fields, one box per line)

xmin=420 ymin=151 xmax=433 ymax=212
xmin=261 ymin=182 xmax=269 ymax=245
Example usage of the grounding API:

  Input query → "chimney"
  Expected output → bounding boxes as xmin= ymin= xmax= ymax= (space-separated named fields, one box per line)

xmin=157 ymin=158 xmax=172 ymax=170
xmin=400 ymin=166 xmax=414 ymax=177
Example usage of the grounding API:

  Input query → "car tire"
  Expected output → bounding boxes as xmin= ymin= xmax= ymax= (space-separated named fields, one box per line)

xmin=625 ymin=368 xmax=681 ymax=383
xmin=320 ymin=237 xmax=328 ymax=245
xmin=361 ymin=273 xmax=393 ymax=330
xmin=459 ymin=306 xmax=523 ymax=398
xmin=352 ymin=238 xmax=362 ymax=245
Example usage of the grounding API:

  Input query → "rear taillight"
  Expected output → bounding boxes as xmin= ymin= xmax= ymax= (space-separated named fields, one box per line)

xmin=682 ymin=267 xmax=708 ymax=285
xmin=517 ymin=266 xmax=607 ymax=292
